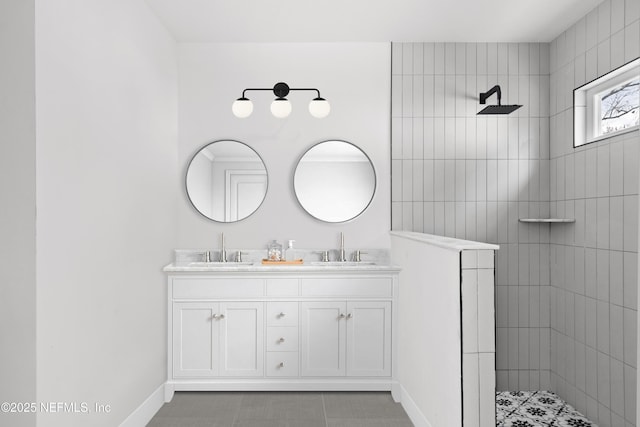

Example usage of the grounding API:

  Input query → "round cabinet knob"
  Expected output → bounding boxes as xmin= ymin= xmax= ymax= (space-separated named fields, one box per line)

xmin=219 ymin=314 xmax=225 ymax=319
xmin=278 ymin=362 xmax=285 ymax=368
xmin=278 ymin=337 xmax=285 ymax=343
xmin=339 ymin=314 xmax=346 ymax=319
xmin=347 ymin=313 xmax=353 ymax=319
xmin=278 ymin=312 xmax=286 ymax=317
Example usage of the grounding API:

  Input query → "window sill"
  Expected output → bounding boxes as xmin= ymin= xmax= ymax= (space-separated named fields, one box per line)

xmin=585 ymin=125 xmax=640 ymax=145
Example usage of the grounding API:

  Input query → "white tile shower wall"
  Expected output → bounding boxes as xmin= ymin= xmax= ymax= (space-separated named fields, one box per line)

xmin=462 ymin=250 xmax=497 ymax=427
xmin=548 ymin=1 xmax=639 ymax=426
xmin=391 ymin=42 xmax=552 ymax=391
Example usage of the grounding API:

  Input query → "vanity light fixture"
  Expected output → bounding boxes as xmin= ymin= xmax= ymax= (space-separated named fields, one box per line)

xmin=232 ymin=82 xmax=330 ymax=119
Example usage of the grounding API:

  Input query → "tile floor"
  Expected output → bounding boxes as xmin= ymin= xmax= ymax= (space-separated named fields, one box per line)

xmin=147 ymin=391 xmax=413 ymax=427
xmin=497 ymin=391 xmax=596 ymax=427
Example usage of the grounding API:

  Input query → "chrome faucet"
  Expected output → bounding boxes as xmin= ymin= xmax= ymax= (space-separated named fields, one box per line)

xmin=235 ymin=250 xmax=247 ymax=262
xmin=219 ymin=233 xmax=227 ymax=262
xmin=338 ymin=232 xmax=346 ymax=262
xmin=317 ymin=250 xmax=330 ymax=262
xmin=352 ymin=250 xmax=367 ymax=262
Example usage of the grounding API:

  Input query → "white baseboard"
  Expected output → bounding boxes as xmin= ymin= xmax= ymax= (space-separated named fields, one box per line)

xmin=398 ymin=384 xmax=432 ymax=427
xmin=168 ymin=379 xmax=393 ymax=392
xmin=119 ymin=383 xmax=165 ymax=427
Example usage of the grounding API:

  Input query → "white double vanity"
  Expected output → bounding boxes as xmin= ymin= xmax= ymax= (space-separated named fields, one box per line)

xmin=171 ymin=138 xmax=397 ymax=396
xmin=164 ymin=259 xmax=399 ymax=398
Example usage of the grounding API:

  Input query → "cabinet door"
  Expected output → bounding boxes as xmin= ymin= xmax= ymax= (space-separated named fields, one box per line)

xmin=218 ymin=302 xmax=264 ymax=377
xmin=346 ymin=301 xmax=392 ymax=377
xmin=172 ymin=302 xmax=219 ymax=377
xmin=300 ymin=301 xmax=346 ymax=376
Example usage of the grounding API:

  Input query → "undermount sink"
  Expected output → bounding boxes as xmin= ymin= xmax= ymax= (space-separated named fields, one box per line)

xmin=188 ymin=261 xmax=254 ymax=266
xmin=309 ymin=261 xmax=376 ymax=266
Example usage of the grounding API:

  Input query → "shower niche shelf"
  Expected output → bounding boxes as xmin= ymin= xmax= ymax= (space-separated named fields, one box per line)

xmin=519 ymin=218 xmax=575 ymax=223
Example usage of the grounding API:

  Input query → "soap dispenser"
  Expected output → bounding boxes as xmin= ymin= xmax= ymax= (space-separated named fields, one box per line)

xmin=284 ymin=240 xmax=297 ymax=261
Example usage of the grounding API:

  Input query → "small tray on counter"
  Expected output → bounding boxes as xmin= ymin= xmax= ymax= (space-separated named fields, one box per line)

xmin=261 ymin=259 xmax=304 ymax=265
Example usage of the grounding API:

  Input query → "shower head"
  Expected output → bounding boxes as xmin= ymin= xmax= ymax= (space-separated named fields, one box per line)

xmin=477 ymin=85 xmax=522 ymax=115
xmin=477 ymin=104 xmax=522 ymax=115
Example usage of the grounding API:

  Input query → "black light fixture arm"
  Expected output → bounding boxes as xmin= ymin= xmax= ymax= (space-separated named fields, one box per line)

xmin=479 ymin=85 xmax=502 ymax=105
xmin=240 ymin=82 xmax=322 ymax=100
xmin=241 ymin=88 xmax=274 ymax=98
xmin=292 ymin=88 xmax=323 ymax=98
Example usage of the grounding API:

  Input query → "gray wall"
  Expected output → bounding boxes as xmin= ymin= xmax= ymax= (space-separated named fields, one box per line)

xmin=548 ymin=0 xmax=640 ymax=425
xmin=35 ymin=0 xmax=179 ymax=425
xmin=0 ymin=1 xmax=36 ymax=426
xmin=391 ymin=41 xmax=553 ymax=391
xmin=177 ymin=43 xmax=391 ymax=252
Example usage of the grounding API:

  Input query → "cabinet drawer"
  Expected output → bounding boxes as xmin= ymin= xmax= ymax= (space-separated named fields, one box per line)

xmin=300 ymin=277 xmax=393 ymax=297
xmin=266 ymin=327 xmax=299 ymax=352
xmin=266 ymin=352 xmax=299 ymax=377
xmin=266 ymin=302 xmax=298 ymax=326
xmin=266 ymin=279 xmax=299 ymax=296
xmin=172 ymin=278 xmax=264 ymax=299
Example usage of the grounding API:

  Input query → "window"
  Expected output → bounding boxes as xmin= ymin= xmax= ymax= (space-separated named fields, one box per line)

xmin=574 ymin=58 xmax=639 ymax=147
xmin=597 ymin=76 xmax=639 ymax=135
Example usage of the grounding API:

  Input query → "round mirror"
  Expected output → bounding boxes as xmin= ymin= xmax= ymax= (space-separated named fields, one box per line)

xmin=294 ymin=140 xmax=376 ymax=223
xmin=186 ymin=140 xmax=268 ymax=222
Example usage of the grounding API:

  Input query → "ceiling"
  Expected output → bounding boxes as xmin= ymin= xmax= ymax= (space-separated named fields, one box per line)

xmin=145 ymin=0 xmax=603 ymax=43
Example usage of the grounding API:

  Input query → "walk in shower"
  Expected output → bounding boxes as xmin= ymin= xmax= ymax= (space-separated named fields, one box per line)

xmin=390 ymin=13 xmax=639 ymax=425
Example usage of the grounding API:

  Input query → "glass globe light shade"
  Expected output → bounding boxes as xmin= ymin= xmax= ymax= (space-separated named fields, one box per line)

xmin=270 ymin=98 xmax=292 ymax=118
xmin=308 ymin=97 xmax=331 ymax=118
xmin=232 ymin=98 xmax=253 ymax=118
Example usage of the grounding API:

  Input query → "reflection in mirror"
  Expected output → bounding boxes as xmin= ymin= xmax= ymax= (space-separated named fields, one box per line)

xmin=186 ymin=140 xmax=268 ymax=222
xmin=294 ymin=140 xmax=376 ymax=223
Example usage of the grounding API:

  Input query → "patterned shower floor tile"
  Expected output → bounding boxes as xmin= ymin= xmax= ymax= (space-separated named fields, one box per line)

xmin=496 ymin=391 xmax=596 ymax=427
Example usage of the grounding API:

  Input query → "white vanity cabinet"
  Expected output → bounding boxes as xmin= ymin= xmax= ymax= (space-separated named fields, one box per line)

xmin=164 ymin=268 xmax=399 ymax=401
xmin=172 ymin=301 xmax=264 ymax=378
xmin=301 ymin=301 xmax=391 ymax=377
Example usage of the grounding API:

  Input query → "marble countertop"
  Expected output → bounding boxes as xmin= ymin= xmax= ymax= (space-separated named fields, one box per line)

xmin=165 ymin=248 xmax=398 ymax=273
xmin=163 ymin=262 xmax=401 ymax=273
